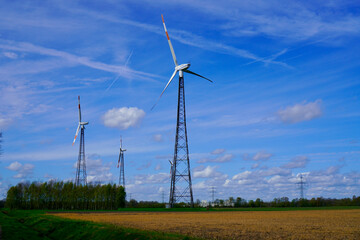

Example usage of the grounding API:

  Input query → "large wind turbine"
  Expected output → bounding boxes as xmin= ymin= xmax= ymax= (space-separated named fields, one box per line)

xmin=73 ymin=96 xmax=88 ymax=186
xmin=154 ymin=15 xmax=213 ymax=207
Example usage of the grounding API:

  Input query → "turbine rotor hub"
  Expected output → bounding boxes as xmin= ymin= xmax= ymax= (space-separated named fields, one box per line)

xmin=175 ymin=63 xmax=190 ymax=71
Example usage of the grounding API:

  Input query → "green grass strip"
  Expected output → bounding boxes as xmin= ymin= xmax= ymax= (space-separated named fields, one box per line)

xmin=0 ymin=209 xmax=195 ymax=240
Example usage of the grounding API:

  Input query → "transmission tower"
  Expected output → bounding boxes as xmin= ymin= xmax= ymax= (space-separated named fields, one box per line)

xmin=73 ymin=96 xmax=88 ymax=186
xmin=297 ymin=174 xmax=306 ymax=199
xmin=117 ymin=137 xmax=126 ymax=189
xmin=169 ymin=76 xmax=194 ymax=207
xmin=211 ymin=186 xmax=215 ymax=202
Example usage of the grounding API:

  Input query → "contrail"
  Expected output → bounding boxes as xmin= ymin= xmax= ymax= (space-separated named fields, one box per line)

xmin=105 ymin=50 xmax=134 ymax=92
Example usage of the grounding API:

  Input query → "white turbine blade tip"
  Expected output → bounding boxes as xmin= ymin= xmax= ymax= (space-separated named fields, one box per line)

xmin=151 ymin=70 xmax=177 ymax=111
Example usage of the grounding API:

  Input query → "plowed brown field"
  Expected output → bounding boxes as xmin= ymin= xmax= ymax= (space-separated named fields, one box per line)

xmin=51 ymin=209 xmax=360 ymax=239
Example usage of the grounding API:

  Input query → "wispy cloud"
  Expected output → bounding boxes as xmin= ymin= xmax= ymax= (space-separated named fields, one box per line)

xmin=282 ymin=156 xmax=309 ymax=169
xmin=0 ymin=40 xmax=158 ymax=81
xmin=61 ymin=7 xmax=289 ymax=66
xmin=243 ymin=151 xmax=273 ymax=161
xmin=211 ymin=149 xmax=225 ymax=155
xmin=198 ymin=149 xmax=234 ymax=163
xmin=2 ymin=52 xmax=18 ymax=59
xmin=157 ymin=0 xmax=360 ymax=42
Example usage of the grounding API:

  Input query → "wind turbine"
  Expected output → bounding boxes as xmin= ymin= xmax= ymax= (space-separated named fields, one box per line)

xmin=117 ymin=136 xmax=126 ymax=189
xmin=73 ymin=96 xmax=88 ymax=186
xmin=154 ymin=15 xmax=213 ymax=207
xmin=152 ymin=15 xmax=213 ymax=110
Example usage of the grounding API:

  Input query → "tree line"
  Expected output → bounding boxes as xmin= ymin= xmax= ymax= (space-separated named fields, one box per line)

xmin=205 ymin=196 xmax=360 ymax=208
xmin=5 ymin=181 xmax=126 ymax=210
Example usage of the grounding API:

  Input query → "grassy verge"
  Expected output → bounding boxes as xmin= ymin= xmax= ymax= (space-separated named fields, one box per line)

xmin=0 ymin=209 xmax=195 ymax=240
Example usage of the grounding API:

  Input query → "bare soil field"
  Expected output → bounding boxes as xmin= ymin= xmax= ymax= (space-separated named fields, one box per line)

xmin=51 ymin=209 xmax=360 ymax=239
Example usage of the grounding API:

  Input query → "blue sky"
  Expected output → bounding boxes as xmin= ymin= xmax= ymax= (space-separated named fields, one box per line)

xmin=1 ymin=0 xmax=360 ymax=202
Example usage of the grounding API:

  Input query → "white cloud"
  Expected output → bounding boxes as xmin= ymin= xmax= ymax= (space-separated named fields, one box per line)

xmin=193 ymin=166 xmax=226 ymax=179
xmin=155 ymin=164 xmax=161 ymax=170
xmin=193 ymin=166 xmax=217 ymax=178
xmin=6 ymin=161 xmax=34 ymax=179
xmin=133 ymin=173 xmax=169 ymax=185
xmin=253 ymin=151 xmax=273 ymax=161
xmin=3 ymin=51 xmax=18 ymax=59
xmin=6 ymin=161 xmax=22 ymax=171
xmin=251 ymin=163 xmax=260 ymax=169
xmin=198 ymin=149 xmax=234 ymax=163
xmin=243 ymin=151 xmax=273 ymax=161
xmin=84 ymin=155 xmax=113 ymax=183
xmin=153 ymin=134 xmax=163 ymax=142
xmin=232 ymin=167 xmax=291 ymax=184
xmin=278 ymin=100 xmax=322 ymax=124
xmin=211 ymin=148 xmax=225 ymax=155
xmin=102 ymin=107 xmax=145 ymax=130
xmin=192 ymin=181 xmax=207 ymax=189
xmin=259 ymin=167 xmax=291 ymax=177
xmin=223 ymin=162 xmax=360 ymax=200
xmin=282 ymin=156 xmax=309 ymax=169
xmin=198 ymin=153 xmax=234 ymax=163
xmin=0 ymin=117 xmax=11 ymax=129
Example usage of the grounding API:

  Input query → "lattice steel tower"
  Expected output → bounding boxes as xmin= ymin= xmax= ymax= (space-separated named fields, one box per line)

xmin=73 ymin=96 xmax=88 ymax=186
xmin=117 ymin=137 xmax=126 ymax=189
xmin=297 ymin=174 xmax=306 ymax=199
xmin=169 ymin=76 xmax=194 ymax=207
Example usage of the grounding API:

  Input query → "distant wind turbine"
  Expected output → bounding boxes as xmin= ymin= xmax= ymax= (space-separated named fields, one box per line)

xmin=72 ymin=96 xmax=88 ymax=186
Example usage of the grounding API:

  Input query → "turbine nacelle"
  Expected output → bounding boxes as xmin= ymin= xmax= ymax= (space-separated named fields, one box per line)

xmin=175 ymin=63 xmax=190 ymax=71
xmin=72 ymin=96 xmax=89 ymax=145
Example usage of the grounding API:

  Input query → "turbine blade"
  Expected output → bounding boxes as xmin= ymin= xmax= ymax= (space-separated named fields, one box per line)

xmin=151 ymin=70 xmax=178 ymax=110
xmin=78 ymin=96 xmax=81 ymax=122
xmin=72 ymin=124 xmax=81 ymax=145
xmin=117 ymin=153 xmax=121 ymax=168
xmin=184 ymin=70 xmax=213 ymax=83
xmin=161 ymin=14 xmax=178 ymax=66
